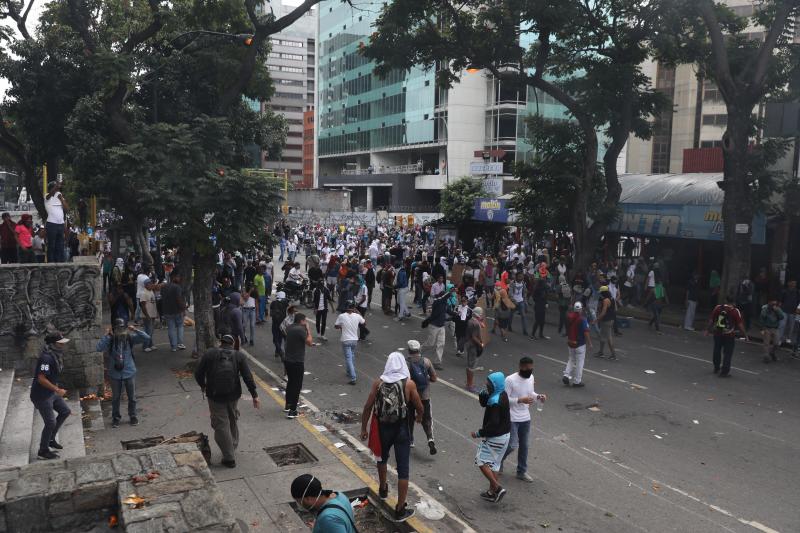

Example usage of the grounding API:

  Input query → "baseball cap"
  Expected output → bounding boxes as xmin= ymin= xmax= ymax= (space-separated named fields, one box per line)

xmin=573 ymin=302 xmax=583 ymax=311
xmin=45 ymin=332 xmax=70 ymax=344
xmin=276 ymin=291 xmax=286 ymax=300
xmin=407 ymin=340 xmax=421 ymax=352
xmin=599 ymin=285 xmax=609 ymax=292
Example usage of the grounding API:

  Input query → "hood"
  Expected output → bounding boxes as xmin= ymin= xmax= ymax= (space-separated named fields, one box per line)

xmin=486 ymin=371 xmax=506 ymax=406
xmin=380 ymin=352 xmax=410 ymax=383
xmin=229 ymin=292 xmax=241 ymax=306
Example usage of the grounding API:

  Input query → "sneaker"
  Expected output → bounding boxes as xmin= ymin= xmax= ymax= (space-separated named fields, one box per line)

xmin=379 ymin=485 xmax=388 ymax=499
xmin=718 ymin=373 xmax=731 ymax=378
xmin=221 ymin=459 xmax=236 ymax=468
xmin=48 ymin=440 xmax=63 ymax=450
xmin=540 ymin=336 xmax=550 ymax=340
xmin=130 ymin=417 xmax=139 ymax=426
xmin=112 ymin=419 xmax=120 ymax=428
xmin=493 ymin=487 xmax=507 ymax=503
xmin=479 ymin=490 xmax=495 ymax=501
xmin=433 ymin=363 xmax=444 ymax=370
xmin=562 ymin=376 xmax=570 ymax=386
xmin=393 ymin=504 xmax=416 ymax=523
xmin=177 ymin=344 xmax=187 ymax=350
xmin=348 ymin=380 xmax=357 ymax=386
xmin=38 ymin=450 xmax=59 ymax=460
xmin=283 ymin=406 xmax=291 ymax=413
xmin=171 ymin=348 xmax=178 ymax=353
xmin=516 ymin=472 xmax=534 ymax=483
xmin=287 ymin=410 xmax=299 ymax=419
xmin=595 ymin=352 xmax=606 ymax=358
xmin=410 ymin=441 xmax=415 ymax=448
xmin=572 ymin=382 xmax=585 ymax=388
xmin=143 ymin=347 xmax=154 ymax=353
xmin=607 ymin=355 xmax=617 ymax=361
xmin=428 ymin=440 xmax=437 ymax=455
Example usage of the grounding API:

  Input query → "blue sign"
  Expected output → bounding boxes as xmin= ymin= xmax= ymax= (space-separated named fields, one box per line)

xmin=473 ymin=198 xmax=510 ymax=223
xmin=611 ymin=203 xmax=766 ymax=245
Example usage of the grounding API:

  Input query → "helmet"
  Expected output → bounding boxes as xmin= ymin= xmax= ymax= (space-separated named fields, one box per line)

xmin=573 ymin=302 xmax=583 ymax=311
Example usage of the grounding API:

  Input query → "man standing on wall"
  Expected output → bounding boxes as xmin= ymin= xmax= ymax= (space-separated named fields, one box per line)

xmin=45 ymin=181 xmax=68 ymax=263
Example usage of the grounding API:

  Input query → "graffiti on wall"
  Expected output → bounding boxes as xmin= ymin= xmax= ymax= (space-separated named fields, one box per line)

xmin=0 ymin=265 xmax=99 ymax=336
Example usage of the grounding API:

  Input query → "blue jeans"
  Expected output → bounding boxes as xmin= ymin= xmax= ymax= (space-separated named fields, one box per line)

xmin=46 ymin=222 xmax=65 ymax=263
xmin=110 ymin=377 xmax=137 ymax=421
xmin=32 ymin=394 xmax=71 ymax=453
xmin=511 ymin=301 xmax=529 ymax=335
xmin=502 ymin=420 xmax=531 ymax=475
xmin=258 ymin=296 xmax=267 ymax=322
xmin=165 ymin=314 xmax=184 ymax=349
xmin=342 ymin=340 xmax=357 ymax=381
xmin=242 ymin=308 xmax=256 ymax=343
xmin=142 ymin=317 xmax=154 ymax=348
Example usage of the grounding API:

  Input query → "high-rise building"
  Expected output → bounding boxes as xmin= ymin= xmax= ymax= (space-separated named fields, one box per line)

xmin=316 ymin=0 xmax=571 ymax=211
xmin=259 ymin=0 xmax=317 ymax=183
xmin=302 ymin=106 xmax=315 ymax=188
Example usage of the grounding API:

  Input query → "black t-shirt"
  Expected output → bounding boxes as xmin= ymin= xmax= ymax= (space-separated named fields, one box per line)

xmin=31 ymin=349 xmax=60 ymax=402
xmin=284 ymin=323 xmax=308 ymax=363
xmin=160 ymin=282 xmax=183 ymax=315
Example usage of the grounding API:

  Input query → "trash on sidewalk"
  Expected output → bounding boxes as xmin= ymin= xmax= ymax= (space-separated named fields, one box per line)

xmin=123 ymin=494 xmax=147 ymax=509
xmin=587 ymin=405 xmax=601 ymax=412
xmin=416 ymin=498 xmax=446 ymax=520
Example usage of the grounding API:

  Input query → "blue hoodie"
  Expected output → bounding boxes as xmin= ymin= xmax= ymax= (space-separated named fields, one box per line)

xmin=477 ymin=371 xmax=511 ymax=438
xmin=485 ymin=371 xmax=506 ymax=406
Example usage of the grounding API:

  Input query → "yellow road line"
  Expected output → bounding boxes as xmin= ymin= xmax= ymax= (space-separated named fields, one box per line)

xmin=251 ymin=373 xmax=434 ymax=533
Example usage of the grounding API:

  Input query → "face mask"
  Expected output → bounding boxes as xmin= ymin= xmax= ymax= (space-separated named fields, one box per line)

xmin=519 ymin=369 xmax=532 ymax=379
xmin=296 ymin=476 xmax=322 ymax=512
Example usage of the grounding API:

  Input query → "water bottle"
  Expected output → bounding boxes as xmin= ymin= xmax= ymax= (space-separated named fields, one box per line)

xmin=536 ymin=396 xmax=544 ymax=412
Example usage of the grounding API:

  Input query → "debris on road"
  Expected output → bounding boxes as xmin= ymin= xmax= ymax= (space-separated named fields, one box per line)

xmin=644 ymin=370 xmax=656 ymax=374
xmin=692 ymin=420 xmax=699 ymax=424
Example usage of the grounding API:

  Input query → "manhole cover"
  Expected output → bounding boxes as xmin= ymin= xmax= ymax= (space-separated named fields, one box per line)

xmin=264 ymin=443 xmax=318 ymax=466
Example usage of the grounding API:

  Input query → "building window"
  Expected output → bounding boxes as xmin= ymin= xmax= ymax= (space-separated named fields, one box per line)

xmin=700 ymin=140 xmax=724 ymax=148
xmin=702 ymin=114 xmax=728 ymax=126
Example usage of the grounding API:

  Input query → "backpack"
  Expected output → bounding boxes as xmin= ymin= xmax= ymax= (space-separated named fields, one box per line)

xmin=111 ymin=336 xmax=135 ymax=371
xmin=375 ymin=380 xmax=407 ymax=424
xmin=408 ymin=359 xmax=429 ymax=393
xmin=211 ymin=349 xmax=239 ymax=397
xmin=714 ymin=306 xmax=735 ymax=334
xmin=271 ymin=300 xmax=287 ymax=323
xmin=217 ymin=306 xmax=234 ymax=337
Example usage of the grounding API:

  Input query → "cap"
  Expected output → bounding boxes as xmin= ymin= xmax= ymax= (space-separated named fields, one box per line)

xmin=472 ymin=306 xmax=484 ymax=318
xmin=220 ymin=334 xmax=235 ymax=345
xmin=276 ymin=291 xmax=286 ymax=300
xmin=45 ymin=332 xmax=70 ymax=344
xmin=407 ymin=340 xmax=421 ymax=352
xmin=573 ymin=302 xmax=583 ymax=311
xmin=113 ymin=318 xmax=127 ymax=328
xmin=345 ymin=299 xmax=356 ymax=309
xmin=599 ymin=285 xmax=609 ymax=293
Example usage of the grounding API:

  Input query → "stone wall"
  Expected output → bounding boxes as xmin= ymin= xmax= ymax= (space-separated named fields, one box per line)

xmin=0 ymin=443 xmax=239 ymax=532
xmin=0 ymin=257 xmax=103 ymax=391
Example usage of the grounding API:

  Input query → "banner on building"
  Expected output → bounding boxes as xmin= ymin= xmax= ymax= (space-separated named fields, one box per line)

xmin=472 ymin=198 xmax=510 ymax=224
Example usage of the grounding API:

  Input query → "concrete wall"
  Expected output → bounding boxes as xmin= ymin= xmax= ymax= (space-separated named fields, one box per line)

xmin=446 ymin=71 xmax=489 ymax=179
xmin=0 ymin=257 xmax=103 ymax=391
xmin=289 ymin=189 xmax=351 ymax=211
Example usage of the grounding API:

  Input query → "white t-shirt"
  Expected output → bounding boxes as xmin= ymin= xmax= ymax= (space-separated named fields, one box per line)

xmin=357 ymin=285 xmax=368 ymax=309
xmin=647 ymin=270 xmax=655 ymax=288
xmin=504 ymin=372 xmax=538 ymax=422
xmin=510 ymin=281 xmax=525 ymax=303
xmin=45 ymin=193 xmax=65 ymax=224
xmin=335 ymin=312 xmax=365 ymax=342
xmin=242 ymin=295 xmax=256 ymax=309
xmin=140 ymin=288 xmax=158 ymax=318
xmin=136 ymin=273 xmax=151 ymax=298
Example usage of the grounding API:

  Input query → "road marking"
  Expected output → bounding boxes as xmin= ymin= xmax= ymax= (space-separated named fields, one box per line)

xmin=533 ymin=353 xmax=649 ymax=390
xmin=240 ymin=348 xmax=475 ymax=533
xmin=580 ymin=447 xmax=780 ymax=533
xmin=649 ymin=347 xmax=759 ymax=375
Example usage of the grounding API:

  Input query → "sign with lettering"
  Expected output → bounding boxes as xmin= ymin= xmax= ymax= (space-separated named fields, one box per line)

xmin=483 ymin=177 xmax=503 ymax=197
xmin=469 ymin=162 xmax=504 ymax=175
xmin=611 ymin=204 xmax=766 ymax=244
xmin=473 ymin=198 xmax=510 ymax=223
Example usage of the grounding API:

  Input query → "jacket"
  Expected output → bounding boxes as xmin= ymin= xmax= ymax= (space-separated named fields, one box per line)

xmin=194 ymin=348 xmax=258 ymax=403
xmin=477 ymin=391 xmax=511 ymax=438
xmin=97 ymin=329 xmax=150 ymax=380
xmin=225 ymin=293 xmax=244 ymax=340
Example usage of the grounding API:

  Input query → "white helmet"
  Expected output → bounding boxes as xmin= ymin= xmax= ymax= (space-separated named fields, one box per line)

xmin=573 ymin=302 xmax=583 ymax=311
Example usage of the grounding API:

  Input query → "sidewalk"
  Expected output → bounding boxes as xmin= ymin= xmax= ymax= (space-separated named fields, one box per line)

xmin=84 ymin=324 xmax=468 ymax=532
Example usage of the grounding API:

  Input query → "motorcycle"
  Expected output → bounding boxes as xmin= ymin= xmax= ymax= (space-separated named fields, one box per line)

xmin=276 ymin=280 xmax=314 ymax=308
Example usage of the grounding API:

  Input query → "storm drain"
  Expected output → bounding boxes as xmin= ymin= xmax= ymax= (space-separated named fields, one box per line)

xmin=265 ymin=443 xmax=317 ymax=466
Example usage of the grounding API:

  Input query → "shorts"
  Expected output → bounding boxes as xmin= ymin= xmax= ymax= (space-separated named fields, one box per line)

xmin=378 ymin=421 xmax=411 ymax=479
xmin=475 ymin=434 xmax=510 ymax=472
xmin=466 ymin=344 xmax=480 ymax=370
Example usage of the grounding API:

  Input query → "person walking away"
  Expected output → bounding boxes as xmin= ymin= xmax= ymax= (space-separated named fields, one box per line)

xmin=359 ymin=353 xmax=423 ymax=522
xmin=563 ymin=302 xmax=591 ymax=387
xmin=396 ymin=261 xmax=411 ymax=319
xmin=452 ymin=296 xmax=472 ymax=355
xmin=241 ymin=286 xmax=257 ymax=346
xmin=97 ymin=319 xmax=150 ymax=427
xmin=380 ymin=264 xmax=396 ymax=314
xmin=334 ymin=301 xmax=365 ymax=385
xmin=15 ymin=214 xmax=35 ymax=263
xmin=422 ymin=287 xmax=451 ymax=369
xmin=365 ymin=260 xmax=376 ymax=307
xmin=290 ymin=474 xmax=357 ymax=533
xmin=270 ymin=291 xmax=289 ymax=358
xmin=508 ymin=271 xmax=529 ymax=336
xmin=313 ymin=281 xmax=334 ymax=340
xmin=684 ymin=272 xmax=700 ymax=331
xmin=139 ymin=281 xmax=158 ymax=352
xmin=705 ymin=295 xmax=748 ymax=377
xmin=355 ymin=275 xmax=371 ymax=340
xmin=284 ymin=313 xmax=313 ymax=418
xmin=254 ymin=266 xmax=267 ymax=324
xmin=595 ymin=286 xmax=617 ymax=360
xmin=778 ymin=280 xmax=799 ymax=345
xmin=530 ymin=279 xmax=549 ymax=340
xmin=470 ymin=371 xmax=511 ymax=503
xmin=465 ymin=307 xmax=485 ymax=393
xmin=160 ymin=272 xmax=187 ymax=352
xmin=759 ymin=300 xmax=785 ymax=363
xmin=406 ymin=340 xmax=437 ymax=455
xmin=45 ymin=181 xmax=68 ymax=263
xmin=0 ymin=212 xmax=17 ymax=264
xmin=557 ymin=278 xmax=571 ymax=336
xmin=30 ymin=331 xmax=72 ymax=460
xmin=501 ymin=357 xmax=546 ymax=482
xmin=194 ymin=335 xmax=260 ymax=468
xmin=647 ymin=276 xmax=668 ymax=333
xmin=218 ymin=293 xmax=244 ymax=349
xmin=736 ymin=279 xmax=754 ymax=331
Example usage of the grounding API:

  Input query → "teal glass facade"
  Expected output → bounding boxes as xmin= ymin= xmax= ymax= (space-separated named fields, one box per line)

xmin=318 ymin=0 xmax=437 ymax=156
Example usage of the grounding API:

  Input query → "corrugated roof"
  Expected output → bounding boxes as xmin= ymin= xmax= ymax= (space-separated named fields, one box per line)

xmin=619 ymin=173 xmax=725 ymax=206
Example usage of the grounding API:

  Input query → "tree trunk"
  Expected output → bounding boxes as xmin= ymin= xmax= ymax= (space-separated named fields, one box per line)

xmin=24 ymin=165 xmax=46 ymax=221
xmin=127 ymin=221 xmax=154 ymax=266
xmin=720 ymin=113 xmax=754 ymax=301
xmin=192 ymin=250 xmax=217 ymax=355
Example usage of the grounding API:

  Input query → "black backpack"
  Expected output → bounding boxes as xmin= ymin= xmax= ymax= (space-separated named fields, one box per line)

xmin=408 ymin=359 xmax=429 ymax=394
xmin=217 ymin=306 xmax=234 ymax=337
xmin=211 ymin=349 xmax=239 ymax=397
xmin=271 ymin=300 xmax=287 ymax=323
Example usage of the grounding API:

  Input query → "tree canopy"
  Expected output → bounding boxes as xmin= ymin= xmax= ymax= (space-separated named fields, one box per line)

xmin=440 ymin=176 xmax=484 ymax=225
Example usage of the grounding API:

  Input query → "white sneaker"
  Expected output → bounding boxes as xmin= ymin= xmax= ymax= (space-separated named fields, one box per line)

xmin=177 ymin=344 xmax=186 ymax=350
xmin=143 ymin=347 xmax=154 ymax=353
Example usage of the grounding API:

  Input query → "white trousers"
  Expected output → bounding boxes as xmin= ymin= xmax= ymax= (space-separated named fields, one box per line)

xmin=564 ymin=345 xmax=586 ymax=384
xmin=423 ymin=325 xmax=446 ymax=363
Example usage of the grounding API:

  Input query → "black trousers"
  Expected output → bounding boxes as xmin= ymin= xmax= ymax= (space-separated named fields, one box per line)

xmin=408 ymin=398 xmax=433 ymax=442
xmin=357 ymin=306 xmax=370 ymax=339
xmin=315 ymin=309 xmax=328 ymax=336
xmin=712 ymin=335 xmax=735 ymax=374
xmin=284 ymin=361 xmax=304 ymax=410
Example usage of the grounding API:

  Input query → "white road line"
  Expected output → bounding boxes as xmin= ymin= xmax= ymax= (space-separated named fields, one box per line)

xmin=650 ymin=347 xmax=759 ymax=375
xmin=239 ymin=348 xmax=477 ymax=533
xmin=533 ymin=352 xmax=649 ymax=390
xmin=580 ymin=446 xmax=781 ymax=533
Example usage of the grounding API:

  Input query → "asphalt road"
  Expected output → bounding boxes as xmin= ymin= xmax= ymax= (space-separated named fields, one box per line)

xmin=251 ymin=260 xmax=799 ymax=532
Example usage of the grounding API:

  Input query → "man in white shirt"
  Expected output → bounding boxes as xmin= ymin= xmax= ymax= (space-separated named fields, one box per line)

xmin=135 ymin=269 xmax=152 ymax=323
xmin=287 ymin=262 xmax=304 ymax=290
xmin=334 ymin=301 xmax=366 ymax=385
xmin=500 ymin=357 xmax=546 ymax=482
xmin=45 ymin=181 xmax=68 ymax=263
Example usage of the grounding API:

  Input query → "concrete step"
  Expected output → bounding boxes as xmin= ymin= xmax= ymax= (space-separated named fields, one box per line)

xmin=0 ymin=374 xmax=34 ymax=469
xmin=0 ymin=368 xmax=14 ymax=440
xmin=29 ymin=395 xmax=85 ymax=463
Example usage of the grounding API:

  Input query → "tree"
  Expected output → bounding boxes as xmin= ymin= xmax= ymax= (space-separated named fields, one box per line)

xmin=440 ymin=176 xmax=484 ymax=225
xmin=364 ymin=0 xmax=672 ymax=271
xmin=668 ymin=0 xmax=800 ymax=297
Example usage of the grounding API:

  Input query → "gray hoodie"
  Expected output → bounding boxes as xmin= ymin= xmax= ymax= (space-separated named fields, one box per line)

xmin=226 ymin=292 xmax=244 ymax=340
